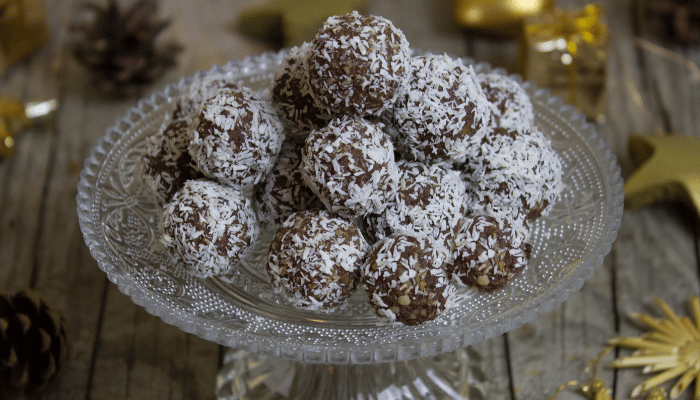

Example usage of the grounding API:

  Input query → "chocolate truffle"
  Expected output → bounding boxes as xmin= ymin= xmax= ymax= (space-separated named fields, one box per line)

xmin=174 ymin=73 xmax=240 ymax=119
xmin=478 ymin=72 xmax=534 ymax=132
xmin=267 ymin=209 xmax=369 ymax=311
xmin=254 ymin=140 xmax=323 ymax=227
xmin=394 ymin=54 xmax=493 ymax=164
xmin=307 ymin=11 xmax=411 ymax=116
xmin=448 ymin=214 xmax=528 ymax=292
xmin=461 ymin=126 xmax=563 ymax=226
xmin=142 ymin=117 xmax=204 ymax=205
xmin=362 ymin=233 xmax=455 ymax=325
xmin=189 ymin=88 xmax=284 ymax=189
xmin=160 ymin=179 xmax=259 ymax=278
xmin=365 ymin=160 xmax=466 ymax=247
xmin=301 ymin=116 xmax=399 ymax=218
xmin=272 ymin=42 xmax=335 ymax=136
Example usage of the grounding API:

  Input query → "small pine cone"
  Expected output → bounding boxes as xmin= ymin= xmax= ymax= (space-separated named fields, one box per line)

xmin=646 ymin=0 xmax=700 ymax=43
xmin=0 ymin=289 xmax=69 ymax=394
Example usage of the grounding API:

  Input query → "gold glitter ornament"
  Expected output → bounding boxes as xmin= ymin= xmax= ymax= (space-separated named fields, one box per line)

xmin=609 ymin=297 xmax=700 ymax=399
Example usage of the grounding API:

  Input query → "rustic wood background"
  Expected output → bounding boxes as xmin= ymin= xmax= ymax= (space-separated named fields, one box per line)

xmin=1 ymin=0 xmax=699 ymax=398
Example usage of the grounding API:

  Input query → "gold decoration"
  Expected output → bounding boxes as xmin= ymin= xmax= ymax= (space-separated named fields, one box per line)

xmin=520 ymin=3 xmax=607 ymax=121
xmin=0 ymin=0 xmax=48 ymax=73
xmin=624 ymin=134 xmax=700 ymax=216
xmin=608 ymin=297 xmax=700 ymax=399
xmin=238 ymin=0 xmax=367 ymax=47
xmin=0 ymin=97 xmax=57 ymax=157
xmin=452 ymin=0 xmax=553 ymax=36
xmin=548 ymin=347 xmax=614 ymax=399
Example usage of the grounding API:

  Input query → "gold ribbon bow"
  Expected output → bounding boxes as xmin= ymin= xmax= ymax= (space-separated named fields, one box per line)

xmin=525 ymin=4 xmax=607 ymax=107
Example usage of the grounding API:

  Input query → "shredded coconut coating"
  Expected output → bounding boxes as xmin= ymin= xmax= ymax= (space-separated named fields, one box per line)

xmin=461 ymin=127 xmax=564 ymax=226
xmin=272 ymin=42 xmax=336 ymax=136
xmin=362 ymin=233 xmax=455 ymax=325
xmin=477 ymin=72 xmax=534 ymax=132
xmin=174 ymin=73 xmax=240 ymax=119
xmin=254 ymin=140 xmax=324 ymax=228
xmin=160 ymin=179 xmax=259 ymax=278
xmin=365 ymin=160 xmax=466 ymax=248
xmin=301 ymin=116 xmax=399 ymax=218
xmin=142 ymin=117 xmax=204 ymax=205
xmin=394 ymin=54 xmax=493 ymax=164
xmin=448 ymin=214 xmax=529 ymax=292
xmin=267 ymin=209 xmax=369 ymax=311
xmin=307 ymin=11 xmax=411 ymax=116
xmin=189 ymin=88 xmax=285 ymax=190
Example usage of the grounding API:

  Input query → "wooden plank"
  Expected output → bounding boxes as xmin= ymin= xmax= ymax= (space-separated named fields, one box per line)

xmin=368 ymin=0 xmax=468 ymax=57
xmin=613 ymin=206 xmax=700 ymax=399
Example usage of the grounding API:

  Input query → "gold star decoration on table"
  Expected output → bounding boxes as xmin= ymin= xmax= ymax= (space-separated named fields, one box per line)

xmin=624 ymin=134 xmax=700 ymax=217
xmin=237 ymin=0 xmax=367 ymax=47
xmin=608 ymin=297 xmax=700 ymax=399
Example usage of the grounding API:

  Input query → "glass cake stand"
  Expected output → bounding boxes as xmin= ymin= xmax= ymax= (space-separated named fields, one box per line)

xmin=76 ymin=50 xmax=624 ymax=400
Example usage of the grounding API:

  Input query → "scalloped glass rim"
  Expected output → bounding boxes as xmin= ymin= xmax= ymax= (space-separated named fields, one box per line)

xmin=77 ymin=50 xmax=624 ymax=364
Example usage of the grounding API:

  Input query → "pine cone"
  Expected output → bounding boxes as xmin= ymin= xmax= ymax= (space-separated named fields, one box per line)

xmin=71 ymin=0 xmax=183 ymax=96
xmin=0 ymin=289 xmax=69 ymax=394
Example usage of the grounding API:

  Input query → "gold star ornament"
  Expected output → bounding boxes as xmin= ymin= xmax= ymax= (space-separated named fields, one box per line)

xmin=608 ymin=297 xmax=700 ymax=399
xmin=624 ymin=134 xmax=700 ymax=215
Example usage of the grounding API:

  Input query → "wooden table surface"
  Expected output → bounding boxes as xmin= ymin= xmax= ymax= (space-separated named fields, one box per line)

xmin=2 ymin=0 xmax=700 ymax=399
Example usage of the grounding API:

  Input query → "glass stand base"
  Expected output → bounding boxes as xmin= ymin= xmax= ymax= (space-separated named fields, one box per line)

xmin=216 ymin=348 xmax=487 ymax=400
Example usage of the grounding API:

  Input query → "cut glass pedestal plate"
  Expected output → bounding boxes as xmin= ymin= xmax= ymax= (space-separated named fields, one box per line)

xmin=77 ymin=50 xmax=624 ymax=400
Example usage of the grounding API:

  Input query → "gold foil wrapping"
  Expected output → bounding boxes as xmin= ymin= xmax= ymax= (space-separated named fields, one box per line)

xmin=521 ymin=4 xmax=608 ymax=121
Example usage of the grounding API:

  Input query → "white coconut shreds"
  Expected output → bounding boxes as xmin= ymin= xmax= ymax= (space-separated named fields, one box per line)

xmin=266 ymin=209 xmax=369 ymax=311
xmin=174 ymin=73 xmax=240 ymax=119
xmin=477 ymin=72 xmax=534 ymax=132
xmin=301 ymin=116 xmax=399 ymax=218
xmin=254 ymin=140 xmax=323 ymax=228
xmin=361 ymin=233 xmax=455 ymax=325
xmin=448 ymin=214 xmax=528 ymax=292
xmin=365 ymin=160 xmax=466 ymax=248
xmin=160 ymin=179 xmax=259 ymax=279
xmin=394 ymin=54 xmax=493 ymax=164
xmin=272 ymin=42 xmax=336 ymax=136
xmin=306 ymin=11 xmax=411 ymax=116
xmin=142 ymin=116 xmax=203 ymax=205
xmin=189 ymin=88 xmax=285 ymax=190
xmin=461 ymin=127 xmax=564 ymax=227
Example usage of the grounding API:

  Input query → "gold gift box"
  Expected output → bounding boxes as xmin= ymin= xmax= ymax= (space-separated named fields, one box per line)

xmin=520 ymin=4 xmax=608 ymax=122
xmin=0 ymin=0 xmax=48 ymax=73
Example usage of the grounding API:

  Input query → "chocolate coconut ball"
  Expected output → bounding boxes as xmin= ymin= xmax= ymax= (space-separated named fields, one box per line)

xmin=174 ymin=73 xmax=240 ymax=119
xmin=448 ymin=214 xmax=528 ymax=292
xmin=267 ymin=210 xmax=369 ymax=311
xmin=301 ymin=116 xmax=399 ymax=218
xmin=189 ymin=88 xmax=284 ymax=189
xmin=142 ymin=117 xmax=204 ymax=206
xmin=478 ymin=72 xmax=534 ymax=132
xmin=160 ymin=179 xmax=259 ymax=278
xmin=255 ymin=140 xmax=323 ymax=227
xmin=365 ymin=160 xmax=466 ymax=247
xmin=272 ymin=42 xmax=335 ymax=136
xmin=461 ymin=126 xmax=563 ymax=226
xmin=307 ymin=11 xmax=411 ymax=116
xmin=362 ymin=233 xmax=455 ymax=325
xmin=394 ymin=54 xmax=493 ymax=164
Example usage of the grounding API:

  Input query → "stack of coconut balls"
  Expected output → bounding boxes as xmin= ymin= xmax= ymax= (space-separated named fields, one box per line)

xmin=141 ymin=11 xmax=563 ymax=326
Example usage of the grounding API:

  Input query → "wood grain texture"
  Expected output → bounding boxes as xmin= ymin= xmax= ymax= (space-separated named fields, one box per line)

xmin=1 ymin=0 xmax=699 ymax=399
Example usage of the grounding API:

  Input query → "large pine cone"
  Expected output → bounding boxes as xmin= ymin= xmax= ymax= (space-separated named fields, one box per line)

xmin=71 ymin=0 xmax=183 ymax=96
xmin=0 ymin=289 xmax=69 ymax=394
